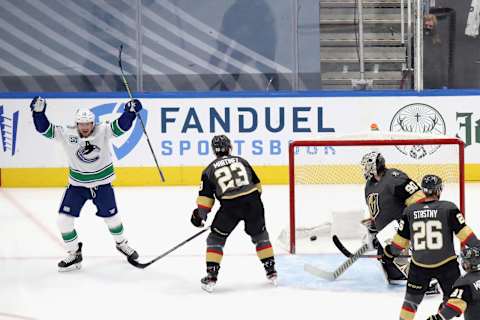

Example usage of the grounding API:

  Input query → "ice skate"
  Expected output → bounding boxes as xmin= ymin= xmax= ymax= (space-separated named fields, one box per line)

xmin=266 ymin=269 xmax=278 ymax=286
xmin=116 ymin=240 xmax=139 ymax=260
xmin=201 ymin=274 xmax=217 ymax=293
xmin=201 ymin=264 xmax=219 ymax=293
xmin=58 ymin=242 xmax=83 ymax=272
xmin=263 ymin=257 xmax=278 ymax=286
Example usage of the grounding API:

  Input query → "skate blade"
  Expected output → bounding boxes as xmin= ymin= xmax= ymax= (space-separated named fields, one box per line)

xmin=201 ymin=283 xmax=215 ymax=293
xmin=268 ymin=276 xmax=278 ymax=286
xmin=58 ymin=263 xmax=81 ymax=272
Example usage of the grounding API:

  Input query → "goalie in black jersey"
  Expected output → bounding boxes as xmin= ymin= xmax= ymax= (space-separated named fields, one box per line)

xmin=382 ymin=174 xmax=480 ymax=320
xmin=426 ymin=246 xmax=480 ymax=320
xmin=190 ymin=135 xmax=277 ymax=292
xmin=361 ymin=151 xmax=425 ymax=283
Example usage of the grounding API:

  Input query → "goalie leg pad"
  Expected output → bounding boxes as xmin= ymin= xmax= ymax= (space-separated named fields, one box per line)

xmin=57 ymin=213 xmax=79 ymax=253
xmin=377 ymin=245 xmax=408 ymax=282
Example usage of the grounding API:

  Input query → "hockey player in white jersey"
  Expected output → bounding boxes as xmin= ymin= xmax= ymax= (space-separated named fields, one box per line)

xmin=30 ymin=96 xmax=141 ymax=271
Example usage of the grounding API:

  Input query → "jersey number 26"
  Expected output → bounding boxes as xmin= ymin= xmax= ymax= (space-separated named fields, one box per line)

xmin=412 ymin=220 xmax=443 ymax=250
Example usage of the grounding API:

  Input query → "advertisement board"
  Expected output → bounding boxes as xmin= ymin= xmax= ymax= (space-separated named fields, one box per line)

xmin=1 ymin=92 xmax=479 ymax=185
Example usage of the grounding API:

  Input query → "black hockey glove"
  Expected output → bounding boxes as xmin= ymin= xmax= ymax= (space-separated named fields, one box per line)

xmin=190 ymin=209 xmax=205 ymax=228
xmin=30 ymin=96 xmax=46 ymax=113
xmin=425 ymin=315 xmax=442 ymax=320
xmin=125 ymin=99 xmax=142 ymax=113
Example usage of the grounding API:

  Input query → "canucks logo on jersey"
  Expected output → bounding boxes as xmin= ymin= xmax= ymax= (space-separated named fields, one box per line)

xmin=76 ymin=141 xmax=101 ymax=163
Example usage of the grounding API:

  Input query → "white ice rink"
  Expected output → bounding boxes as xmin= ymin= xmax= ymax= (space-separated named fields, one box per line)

xmin=2 ymin=184 xmax=480 ymax=320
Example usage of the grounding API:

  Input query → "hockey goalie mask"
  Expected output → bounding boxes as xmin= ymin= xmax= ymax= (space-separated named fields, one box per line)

xmin=461 ymin=246 xmax=480 ymax=272
xmin=360 ymin=151 xmax=385 ymax=180
xmin=75 ymin=108 xmax=95 ymax=138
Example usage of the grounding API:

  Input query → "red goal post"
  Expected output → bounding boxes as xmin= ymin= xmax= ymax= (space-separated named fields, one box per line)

xmin=288 ymin=134 xmax=465 ymax=254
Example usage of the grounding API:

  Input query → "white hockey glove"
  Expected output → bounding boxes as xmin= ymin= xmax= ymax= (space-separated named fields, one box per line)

xmin=361 ymin=218 xmax=379 ymax=250
xmin=362 ymin=231 xmax=379 ymax=250
xmin=30 ymin=96 xmax=46 ymax=113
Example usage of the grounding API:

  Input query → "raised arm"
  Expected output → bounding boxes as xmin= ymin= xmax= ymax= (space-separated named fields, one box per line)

xmin=30 ymin=96 xmax=51 ymax=135
xmin=110 ymin=99 xmax=142 ymax=137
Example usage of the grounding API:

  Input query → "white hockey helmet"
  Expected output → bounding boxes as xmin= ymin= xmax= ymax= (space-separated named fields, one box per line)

xmin=75 ymin=108 xmax=95 ymax=124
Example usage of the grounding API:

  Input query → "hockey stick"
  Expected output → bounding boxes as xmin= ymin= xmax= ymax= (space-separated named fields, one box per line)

xmin=118 ymin=44 xmax=165 ymax=182
xmin=127 ymin=226 xmax=210 ymax=269
xmin=304 ymin=243 xmax=369 ymax=280
xmin=332 ymin=235 xmax=410 ymax=259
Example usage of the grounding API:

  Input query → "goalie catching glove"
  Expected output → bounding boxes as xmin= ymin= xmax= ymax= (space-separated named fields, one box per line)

xmin=190 ymin=208 xmax=206 ymax=228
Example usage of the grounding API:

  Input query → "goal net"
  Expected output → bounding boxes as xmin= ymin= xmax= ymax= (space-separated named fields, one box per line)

xmin=283 ymin=131 xmax=464 ymax=254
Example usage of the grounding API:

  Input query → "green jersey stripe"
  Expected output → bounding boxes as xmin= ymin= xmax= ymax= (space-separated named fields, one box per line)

xmin=70 ymin=163 xmax=114 ymax=175
xmin=42 ymin=123 xmax=54 ymax=139
xmin=69 ymin=164 xmax=115 ymax=183
xmin=111 ymin=120 xmax=125 ymax=137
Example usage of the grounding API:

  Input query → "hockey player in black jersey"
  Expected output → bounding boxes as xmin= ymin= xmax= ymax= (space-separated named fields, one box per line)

xmin=382 ymin=174 xmax=480 ymax=320
xmin=426 ymin=246 xmax=480 ymax=320
xmin=190 ymin=135 xmax=277 ymax=292
xmin=361 ymin=151 xmax=425 ymax=283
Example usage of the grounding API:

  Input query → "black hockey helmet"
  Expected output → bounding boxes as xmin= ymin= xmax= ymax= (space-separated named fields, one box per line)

xmin=360 ymin=151 xmax=386 ymax=180
xmin=211 ymin=135 xmax=232 ymax=157
xmin=460 ymin=246 xmax=480 ymax=272
xmin=421 ymin=174 xmax=443 ymax=196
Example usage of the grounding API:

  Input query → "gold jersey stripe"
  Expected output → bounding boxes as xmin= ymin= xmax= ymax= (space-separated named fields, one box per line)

xmin=446 ymin=298 xmax=467 ymax=313
xmin=405 ymin=190 xmax=426 ymax=206
xmin=221 ymin=186 xmax=258 ymax=200
xmin=392 ymin=234 xmax=409 ymax=249
xmin=197 ymin=196 xmax=214 ymax=208
xmin=255 ymin=183 xmax=262 ymax=193
xmin=456 ymin=226 xmax=474 ymax=244
xmin=412 ymin=255 xmax=457 ymax=268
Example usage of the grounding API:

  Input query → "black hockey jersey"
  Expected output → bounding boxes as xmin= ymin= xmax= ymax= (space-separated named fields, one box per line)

xmin=196 ymin=155 xmax=261 ymax=210
xmin=364 ymin=168 xmax=423 ymax=231
xmin=446 ymin=271 xmax=480 ymax=320
xmin=394 ymin=200 xmax=472 ymax=268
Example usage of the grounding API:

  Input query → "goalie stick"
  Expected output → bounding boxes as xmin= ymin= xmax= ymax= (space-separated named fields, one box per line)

xmin=332 ymin=235 xmax=410 ymax=259
xmin=127 ymin=227 xmax=209 ymax=269
xmin=304 ymin=243 xmax=369 ymax=280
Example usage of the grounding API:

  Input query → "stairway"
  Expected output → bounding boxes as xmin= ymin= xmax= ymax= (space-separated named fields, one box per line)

xmin=317 ymin=0 xmax=409 ymax=89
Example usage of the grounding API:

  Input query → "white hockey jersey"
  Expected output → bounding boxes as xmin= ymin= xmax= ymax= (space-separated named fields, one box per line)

xmin=466 ymin=0 xmax=480 ymax=37
xmin=40 ymin=120 xmax=126 ymax=188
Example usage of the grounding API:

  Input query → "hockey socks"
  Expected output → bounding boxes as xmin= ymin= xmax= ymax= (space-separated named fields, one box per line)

xmin=104 ymin=215 xmax=126 ymax=243
xmin=399 ymin=293 xmax=423 ymax=320
xmin=57 ymin=214 xmax=79 ymax=253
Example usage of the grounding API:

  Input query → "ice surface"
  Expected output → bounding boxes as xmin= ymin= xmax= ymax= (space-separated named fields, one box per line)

xmin=1 ymin=184 xmax=478 ymax=320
